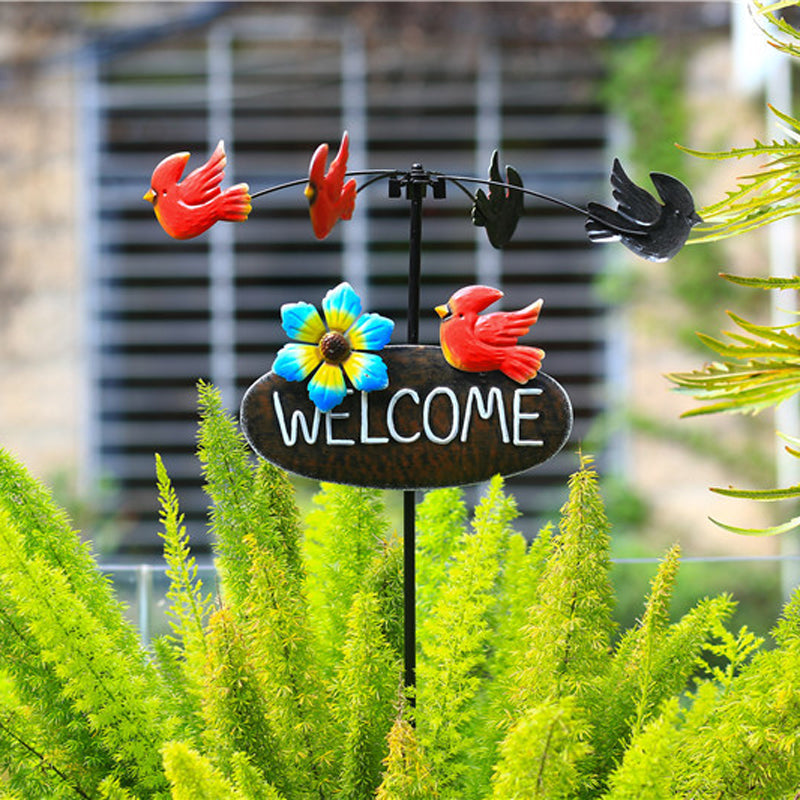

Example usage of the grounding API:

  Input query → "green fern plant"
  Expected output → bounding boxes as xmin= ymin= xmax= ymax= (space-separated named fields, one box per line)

xmin=667 ymin=283 xmax=800 ymax=419
xmin=681 ymin=1 xmax=800 ymax=243
xmin=0 ymin=442 xmax=174 ymax=798
xmin=3 ymin=382 xmax=800 ymax=797
xmin=684 ymin=101 xmax=800 ymax=243
xmin=302 ymin=482 xmax=400 ymax=672
xmin=664 ymin=1 xmax=800 ymax=532
xmin=666 ymin=277 xmax=800 ymax=535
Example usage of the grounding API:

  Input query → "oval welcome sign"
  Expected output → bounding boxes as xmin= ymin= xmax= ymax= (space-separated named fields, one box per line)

xmin=241 ymin=345 xmax=572 ymax=490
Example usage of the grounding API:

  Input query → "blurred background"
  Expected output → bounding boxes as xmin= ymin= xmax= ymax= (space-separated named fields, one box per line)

xmin=0 ymin=1 xmax=795 ymax=638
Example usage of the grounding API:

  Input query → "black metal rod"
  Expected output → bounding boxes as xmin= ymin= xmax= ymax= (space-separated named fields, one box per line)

xmin=407 ymin=187 xmax=423 ymax=344
xmin=249 ymin=170 xmax=398 ymax=200
xmin=434 ymin=172 xmax=649 ymax=235
xmin=435 ymin=172 xmax=591 ymax=216
xmin=249 ymin=177 xmax=307 ymax=199
xmin=403 ymin=169 xmax=425 ymax=705
xmin=403 ymin=490 xmax=416 ymax=703
xmin=248 ymin=167 xmax=646 ymax=236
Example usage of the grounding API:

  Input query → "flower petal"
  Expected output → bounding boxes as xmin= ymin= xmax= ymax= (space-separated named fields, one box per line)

xmin=322 ymin=282 xmax=362 ymax=333
xmin=342 ymin=351 xmax=389 ymax=392
xmin=346 ymin=312 xmax=394 ymax=352
xmin=307 ymin=362 xmax=347 ymax=412
xmin=272 ymin=343 xmax=321 ymax=382
xmin=281 ymin=301 xmax=326 ymax=343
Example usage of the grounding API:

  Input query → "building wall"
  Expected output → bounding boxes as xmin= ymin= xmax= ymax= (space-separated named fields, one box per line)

xmin=0 ymin=7 xmax=83 ymax=485
xmin=0 ymin=2 xmax=771 ymax=557
xmin=626 ymin=36 xmax=777 ymax=556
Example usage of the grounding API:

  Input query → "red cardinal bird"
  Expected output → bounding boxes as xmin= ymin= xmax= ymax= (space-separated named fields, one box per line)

xmin=435 ymin=285 xmax=545 ymax=384
xmin=305 ymin=131 xmax=357 ymax=239
xmin=143 ymin=140 xmax=252 ymax=240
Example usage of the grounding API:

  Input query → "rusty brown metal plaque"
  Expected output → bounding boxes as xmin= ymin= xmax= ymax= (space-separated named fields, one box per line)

xmin=240 ymin=345 xmax=572 ymax=490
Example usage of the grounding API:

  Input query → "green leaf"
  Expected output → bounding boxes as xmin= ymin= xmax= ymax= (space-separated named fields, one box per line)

xmin=758 ymin=1 xmax=800 ymax=16
xmin=375 ymin=714 xmax=435 ymax=800
xmin=726 ymin=311 xmax=800 ymax=345
xmin=667 ymin=299 xmax=800 ymax=418
xmin=678 ymin=98 xmax=800 ymax=242
xmin=720 ymin=273 xmax=800 ymax=291
xmin=778 ymin=430 xmax=800 ymax=448
xmin=710 ymin=484 xmax=800 ymax=501
xmin=303 ymin=483 xmax=394 ymax=674
xmin=709 ymin=514 xmax=800 ymax=537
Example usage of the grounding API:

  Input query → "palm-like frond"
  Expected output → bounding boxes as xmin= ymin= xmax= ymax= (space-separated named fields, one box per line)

xmin=668 ymin=268 xmax=800 ymax=534
xmin=667 ymin=305 xmax=800 ymax=417
xmin=680 ymin=1 xmax=800 ymax=242
xmin=681 ymin=109 xmax=800 ymax=242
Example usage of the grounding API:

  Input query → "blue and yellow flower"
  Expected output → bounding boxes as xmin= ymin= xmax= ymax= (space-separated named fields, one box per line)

xmin=272 ymin=282 xmax=394 ymax=412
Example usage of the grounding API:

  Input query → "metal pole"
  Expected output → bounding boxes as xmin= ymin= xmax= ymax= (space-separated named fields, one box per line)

xmin=403 ymin=491 xmax=416 ymax=699
xmin=407 ymin=168 xmax=424 ymax=343
xmin=403 ymin=165 xmax=425 ymax=703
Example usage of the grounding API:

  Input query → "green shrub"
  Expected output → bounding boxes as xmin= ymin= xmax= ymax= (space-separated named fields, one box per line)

xmin=1 ymin=381 xmax=799 ymax=798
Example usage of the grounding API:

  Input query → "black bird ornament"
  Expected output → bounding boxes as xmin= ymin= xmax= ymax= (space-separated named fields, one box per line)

xmin=585 ymin=158 xmax=702 ymax=262
xmin=471 ymin=150 xmax=524 ymax=249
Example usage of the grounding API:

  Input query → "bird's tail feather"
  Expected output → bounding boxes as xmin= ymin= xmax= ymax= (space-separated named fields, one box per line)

xmin=339 ymin=180 xmax=357 ymax=221
xmin=585 ymin=219 xmax=620 ymax=243
xmin=501 ymin=345 xmax=545 ymax=384
xmin=220 ymin=183 xmax=252 ymax=222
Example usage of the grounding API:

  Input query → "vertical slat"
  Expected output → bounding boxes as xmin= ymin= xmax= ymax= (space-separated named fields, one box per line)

xmin=601 ymin=114 xmax=632 ymax=479
xmin=341 ymin=24 xmax=370 ymax=304
xmin=208 ymin=23 xmax=236 ymax=409
xmin=77 ymin=46 xmax=103 ymax=494
xmin=767 ymin=58 xmax=800 ymax=598
xmin=475 ymin=43 xmax=502 ymax=290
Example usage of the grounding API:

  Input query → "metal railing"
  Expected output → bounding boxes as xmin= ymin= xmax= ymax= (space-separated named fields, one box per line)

xmin=100 ymin=563 xmax=217 ymax=646
xmin=100 ymin=555 xmax=798 ymax=645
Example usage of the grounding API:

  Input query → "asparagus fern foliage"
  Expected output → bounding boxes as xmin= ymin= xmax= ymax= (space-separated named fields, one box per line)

xmin=1 ymin=384 xmax=800 ymax=797
xmin=665 ymin=3 xmax=800 ymax=533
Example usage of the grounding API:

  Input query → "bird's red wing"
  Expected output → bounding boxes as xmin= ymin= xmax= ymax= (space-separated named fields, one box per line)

xmin=179 ymin=140 xmax=227 ymax=205
xmin=322 ymin=131 xmax=349 ymax=201
xmin=151 ymin=152 xmax=191 ymax=188
xmin=474 ymin=299 xmax=543 ymax=347
xmin=308 ymin=142 xmax=329 ymax=188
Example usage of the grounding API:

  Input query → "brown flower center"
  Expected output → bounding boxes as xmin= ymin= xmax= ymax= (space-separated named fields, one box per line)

xmin=319 ymin=331 xmax=351 ymax=365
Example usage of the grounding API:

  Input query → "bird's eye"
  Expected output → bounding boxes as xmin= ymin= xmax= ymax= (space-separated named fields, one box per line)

xmin=458 ymin=313 xmax=464 ymax=319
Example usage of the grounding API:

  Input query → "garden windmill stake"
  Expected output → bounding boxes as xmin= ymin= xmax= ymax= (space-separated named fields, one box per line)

xmin=145 ymin=133 xmax=700 ymax=716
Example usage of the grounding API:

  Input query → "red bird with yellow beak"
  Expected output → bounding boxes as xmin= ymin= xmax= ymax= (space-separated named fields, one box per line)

xmin=305 ymin=131 xmax=357 ymax=239
xmin=435 ymin=285 xmax=545 ymax=384
xmin=143 ymin=140 xmax=252 ymax=240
